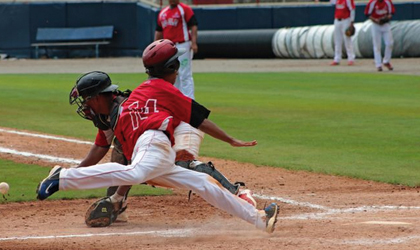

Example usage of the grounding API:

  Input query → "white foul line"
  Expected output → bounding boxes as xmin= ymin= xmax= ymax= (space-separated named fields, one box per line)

xmin=254 ymin=194 xmax=329 ymax=210
xmin=0 ymin=128 xmax=93 ymax=145
xmin=0 ymin=228 xmax=194 ymax=242
xmin=0 ymin=147 xmax=81 ymax=165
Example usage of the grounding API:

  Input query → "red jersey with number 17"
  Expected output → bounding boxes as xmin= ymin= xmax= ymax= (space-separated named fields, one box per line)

xmin=157 ymin=3 xmax=195 ymax=43
xmin=113 ymin=78 xmax=209 ymax=160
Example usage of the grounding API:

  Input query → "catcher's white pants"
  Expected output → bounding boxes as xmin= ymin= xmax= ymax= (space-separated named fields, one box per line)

xmin=173 ymin=121 xmax=204 ymax=158
xmin=59 ymin=130 xmax=266 ymax=230
xmin=371 ymin=22 xmax=394 ymax=68
xmin=174 ymin=41 xmax=195 ymax=99
xmin=333 ymin=18 xmax=355 ymax=63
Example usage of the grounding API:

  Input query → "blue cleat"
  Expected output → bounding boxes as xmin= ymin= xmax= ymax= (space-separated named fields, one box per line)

xmin=36 ymin=165 xmax=62 ymax=200
xmin=264 ymin=203 xmax=279 ymax=233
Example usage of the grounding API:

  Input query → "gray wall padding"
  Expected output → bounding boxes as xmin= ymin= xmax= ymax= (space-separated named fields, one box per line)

xmin=196 ymin=29 xmax=277 ymax=58
xmin=272 ymin=20 xmax=420 ymax=59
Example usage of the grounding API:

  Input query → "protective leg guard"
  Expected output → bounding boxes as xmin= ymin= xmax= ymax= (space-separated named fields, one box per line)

xmin=176 ymin=160 xmax=241 ymax=195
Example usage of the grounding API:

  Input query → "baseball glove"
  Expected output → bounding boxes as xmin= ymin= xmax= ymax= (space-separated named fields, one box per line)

xmin=85 ymin=197 xmax=121 ymax=227
xmin=345 ymin=25 xmax=355 ymax=37
xmin=379 ymin=16 xmax=390 ymax=25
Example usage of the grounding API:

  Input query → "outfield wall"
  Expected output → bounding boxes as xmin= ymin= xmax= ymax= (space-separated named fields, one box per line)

xmin=0 ymin=1 xmax=419 ymax=58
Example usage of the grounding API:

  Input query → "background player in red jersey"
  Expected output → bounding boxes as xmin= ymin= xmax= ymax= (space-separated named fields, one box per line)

xmin=36 ymin=39 xmax=279 ymax=233
xmin=364 ymin=0 xmax=395 ymax=71
xmin=155 ymin=0 xmax=197 ymax=100
xmin=330 ymin=0 xmax=356 ymax=66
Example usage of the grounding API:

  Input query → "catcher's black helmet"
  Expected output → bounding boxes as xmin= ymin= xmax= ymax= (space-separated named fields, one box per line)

xmin=69 ymin=71 xmax=118 ymax=120
xmin=142 ymin=39 xmax=186 ymax=77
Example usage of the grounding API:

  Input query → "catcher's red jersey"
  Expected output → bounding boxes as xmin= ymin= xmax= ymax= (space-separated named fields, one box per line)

xmin=112 ymin=78 xmax=208 ymax=160
xmin=157 ymin=3 xmax=195 ymax=43
xmin=333 ymin=0 xmax=355 ymax=19
xmin=364 ymin=0 xmax=395 ymax=19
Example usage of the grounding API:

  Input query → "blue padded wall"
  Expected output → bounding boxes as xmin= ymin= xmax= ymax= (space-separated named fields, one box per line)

xmin=0 ymin=3 xmax=30 ymax=56
xmin=193 ymin=7 xmax=238 ymax=30
xmin=236 ymin=7 xmax=273 ymax=29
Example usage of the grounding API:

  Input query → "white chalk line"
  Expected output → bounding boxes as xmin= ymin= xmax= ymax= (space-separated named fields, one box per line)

xmin=0 ymin=147 xmax=81 ymax=165
xmin=0 ymin=128 xmax=93 ymax=145
xmin=0 ymin=228 xmax=194 ymax=242
xmin=2 ymin=127 xmax=420 ymax=245
xmin=341 ymin=235 xmax=420 ymax=246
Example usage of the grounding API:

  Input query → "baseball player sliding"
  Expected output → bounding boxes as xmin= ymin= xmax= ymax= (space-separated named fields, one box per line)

xmin=364 ymin=0 xmax=395 ymax=71
xmin=73 ymin=80 xmax=257 ymax=223
xmin=36 ymin=39 xmax=279 ymax=233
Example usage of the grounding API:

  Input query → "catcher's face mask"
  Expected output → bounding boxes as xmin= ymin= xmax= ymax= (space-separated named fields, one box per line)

xmin=69 ymin=86 xmax=96 ymax=120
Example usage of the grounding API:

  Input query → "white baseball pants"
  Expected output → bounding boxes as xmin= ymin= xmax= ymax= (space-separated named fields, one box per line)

xmin=173 ymin=121 xmax=204 ymax=158
xmin=174 ymin=41 xmax=195 ymax=99
xmin=333 ymin=18 xmax=355 ymax=63
xmin=371 ymin=22 xmax=394 ymax=68
xmin=59 ymin=130 xmax=266 ymax=230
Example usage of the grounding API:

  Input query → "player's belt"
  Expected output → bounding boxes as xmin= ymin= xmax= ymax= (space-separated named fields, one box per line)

xmin=337 ymin=18 xmax=343 ymax=21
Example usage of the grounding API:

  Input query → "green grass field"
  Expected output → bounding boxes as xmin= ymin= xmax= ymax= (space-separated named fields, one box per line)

xmin=1 ymin=72 xmax=419 ymax=202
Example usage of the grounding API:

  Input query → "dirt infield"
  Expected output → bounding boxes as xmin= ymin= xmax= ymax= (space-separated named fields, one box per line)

xmin=1 ymin=58 xmax=420 ymax=249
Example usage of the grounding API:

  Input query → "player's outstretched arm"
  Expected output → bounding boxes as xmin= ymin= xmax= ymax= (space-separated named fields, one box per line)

xmin=78 ymin=144 xmax=110 ymax=167
xmin=198 ymin=119 xmax=257 ymax=147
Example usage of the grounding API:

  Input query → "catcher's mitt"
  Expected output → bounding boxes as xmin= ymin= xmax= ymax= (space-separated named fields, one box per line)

xmin=85 ymin=197 xmax=121 ymax=227
xmin=345 ymin=25 xmax=355 ymax=37
xmin=379 ymin=16 xmax=390 ymax=25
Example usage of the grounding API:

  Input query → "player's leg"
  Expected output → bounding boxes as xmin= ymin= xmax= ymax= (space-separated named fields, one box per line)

xmin=173 ymin=122 xmax=255 ymax=205
xmin=37 ymin=130 xmax=176 ymax=199
xmin=108 ymin=138 xmax=130 ymax=222
xmin=151 ymin=165 xmax=279 ymax=233
xmin=343 ymin=19 xmax=355 ymax=63
xmin=173 ymin=121 xmax=204 ymax=159
xmin=332 ymin=20 xmax=343 ymax=64
xmin=371 ymin=23 xmax=383 ymax=70
xmin=382 ymin=24 xmax=394 ymax=67
xmin=174 ymin=42 xmax=195 ymax=99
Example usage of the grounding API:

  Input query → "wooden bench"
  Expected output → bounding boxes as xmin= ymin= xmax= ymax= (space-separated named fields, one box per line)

xmin=31 ymin=26 xmax=114 ymax=59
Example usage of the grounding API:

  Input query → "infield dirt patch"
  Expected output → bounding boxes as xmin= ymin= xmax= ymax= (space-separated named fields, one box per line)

xmin=1 ymin=58 xmax=420 ymax=249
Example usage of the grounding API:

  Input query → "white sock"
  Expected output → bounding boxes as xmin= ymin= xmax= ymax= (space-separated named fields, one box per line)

xmin=110 ymin=193 xmax=124 ymax=203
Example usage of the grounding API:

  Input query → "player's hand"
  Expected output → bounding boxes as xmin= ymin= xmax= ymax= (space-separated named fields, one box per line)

xmin=192 ymin=42 xmax=198 ymax=54
xmin=229 ymin=139 xmax=257 ymax=147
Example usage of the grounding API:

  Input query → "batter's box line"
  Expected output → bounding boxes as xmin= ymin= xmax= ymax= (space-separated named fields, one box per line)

xmin=0 ymin=228 xmax=195 ymax=242
xmin=254 ymin=194 xmax=420 ymax=220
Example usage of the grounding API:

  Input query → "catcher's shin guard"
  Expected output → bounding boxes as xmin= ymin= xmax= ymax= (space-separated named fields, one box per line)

xmin=176 ymin=160 xmax=241 ymax=195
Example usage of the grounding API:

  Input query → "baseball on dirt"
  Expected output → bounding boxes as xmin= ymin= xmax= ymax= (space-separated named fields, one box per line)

xmin=0 ymin=182 xmax=10 ymax=195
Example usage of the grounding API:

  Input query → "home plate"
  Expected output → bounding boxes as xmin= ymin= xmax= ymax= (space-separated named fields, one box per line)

xmin=360 ymin=221 xmax=412 ymax=225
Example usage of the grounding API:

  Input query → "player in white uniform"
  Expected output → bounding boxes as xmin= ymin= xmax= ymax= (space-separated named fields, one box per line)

xmin=364 ymin=0 xmax=395 ymax=71
xmin=330 ymin=0 xmax=356 ymax=66
xmin=36 ymin=39 xmax=279 ymax=233
xmin=155 ymin=0 xmax=197 ymax=99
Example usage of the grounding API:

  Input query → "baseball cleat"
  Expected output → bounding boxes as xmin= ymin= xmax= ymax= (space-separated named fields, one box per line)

xmin=36 ymin=165 xmax=62 ymax=200
xmin=330 ymin=61 xmax=339 ymax=66
xmin=348 ymin=61 xmax=354 ymax=66
xmin=377 ymin=67 xmax=383 ymax=72
xmin=383 ymin=63 xmax=393 ymax=71
xmin=238 ymin=189 xmax=257 ymax=207
xmin=264 ymin=203 xmax=279 ymax=233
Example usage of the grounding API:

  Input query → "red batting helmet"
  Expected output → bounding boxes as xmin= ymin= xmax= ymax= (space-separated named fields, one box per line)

xmin=142 ymin=39 xmax=186 ymax=77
